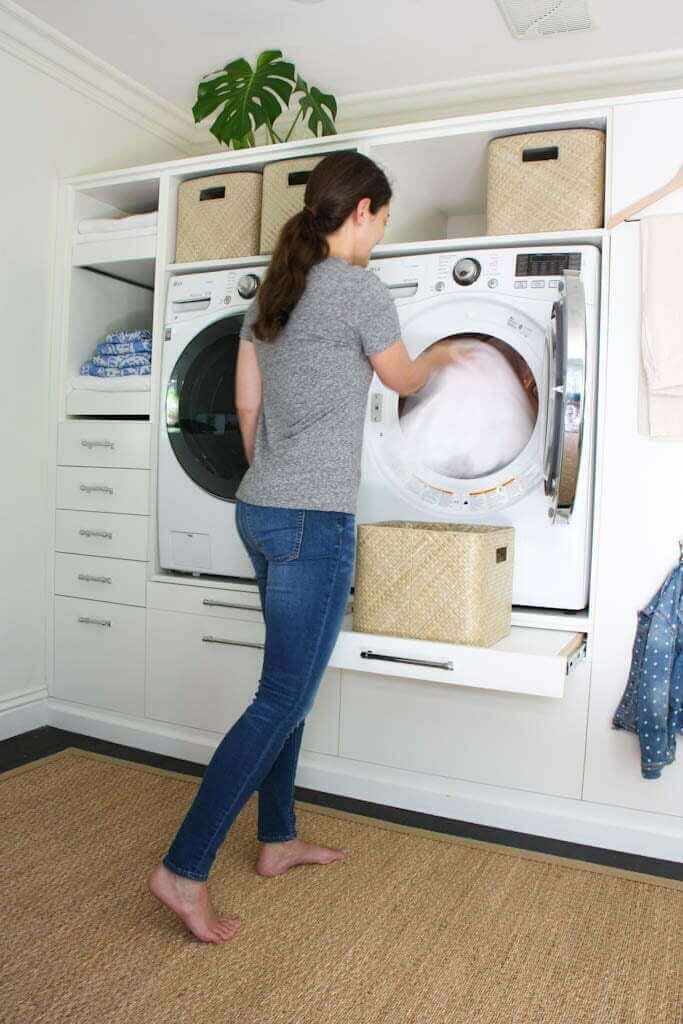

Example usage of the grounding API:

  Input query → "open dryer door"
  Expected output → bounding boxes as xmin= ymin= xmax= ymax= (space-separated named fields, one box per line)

xmin=543 ymin=269 xmax=587 ymax=524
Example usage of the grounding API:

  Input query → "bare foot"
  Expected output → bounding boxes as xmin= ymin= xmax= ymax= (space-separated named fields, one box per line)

xmin=255 ymin=837 xmax=349 ymax=877
xmin=148 ymin=863 xmax=242 ymax=944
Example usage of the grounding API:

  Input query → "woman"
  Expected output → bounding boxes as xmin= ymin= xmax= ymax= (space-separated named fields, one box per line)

xmin=149 ymin=150 xmax=462 ymax=944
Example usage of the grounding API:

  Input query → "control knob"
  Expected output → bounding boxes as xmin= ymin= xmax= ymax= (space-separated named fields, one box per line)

xmin=452 ymin=257 xmax=481 ymax=286
xmin=237 ymin=273 xmax=260 ymax=299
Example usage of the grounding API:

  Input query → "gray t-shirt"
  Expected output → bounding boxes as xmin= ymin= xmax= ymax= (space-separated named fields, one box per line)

xmin=235 ymin=255 xmax=401 ymax=514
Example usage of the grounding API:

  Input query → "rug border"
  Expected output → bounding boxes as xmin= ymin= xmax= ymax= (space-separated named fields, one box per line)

xmin=4 ymin=746 xmax=681 ymax=892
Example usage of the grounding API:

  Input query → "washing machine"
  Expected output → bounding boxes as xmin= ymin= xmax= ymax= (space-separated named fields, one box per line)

xmin=158 ymin=268 xmax=264 ymax=577
xmin=357 ymin=245 xmax=601 ymax=611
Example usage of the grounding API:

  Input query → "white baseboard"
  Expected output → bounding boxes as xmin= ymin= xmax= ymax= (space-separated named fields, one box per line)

xmin=43 ymin=699 xmax=683 ymax=864
xmin=0 ymin=688 xmax=48 ymax=739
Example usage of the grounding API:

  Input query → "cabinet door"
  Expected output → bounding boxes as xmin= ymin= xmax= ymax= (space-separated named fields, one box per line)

xmin=611 ymin=97 xmax=683 ymax=218
xmin=57 ymin=420 xmax=151 ymax=469
xmin=583 ymin=222 xmax=683 ymax=811
xmin=53 ymin=596 xmax=145 ymax=716
xmin=339 ymin=659 xmax=590 ymax=799
xmin=146 ymin=609 xmax=340 ymax=756
xmin=56 ymin=466 xmax=150 ymax=515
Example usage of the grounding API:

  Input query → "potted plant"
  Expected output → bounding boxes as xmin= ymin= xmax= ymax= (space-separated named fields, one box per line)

xmin=192 ymin=49 xmax=338 ymax=149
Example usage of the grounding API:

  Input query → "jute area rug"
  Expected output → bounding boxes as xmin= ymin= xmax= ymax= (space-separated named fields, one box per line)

xmin=1 ymin=747 xmax=681 ymax=1024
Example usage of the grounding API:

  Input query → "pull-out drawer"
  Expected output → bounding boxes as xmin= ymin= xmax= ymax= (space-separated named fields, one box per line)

xmin=55 ymin=509 xmax=150 ymax=561
xmin=56 ymin=466 xmax=150 ymax=515
xmin=58 ymin=420 xmax=151 ymax=469
xmin=330 ymin=624 xmax=587 ymax=699
xmin=147 ymin=580 xmax=262 ymax=617
xmin=146 ymin=608 xmax=340 ymax=755
xmin=53 ymin=596 xmax=145 ymax=716
xmin=55 ymin=552 xmax=147 ymax=606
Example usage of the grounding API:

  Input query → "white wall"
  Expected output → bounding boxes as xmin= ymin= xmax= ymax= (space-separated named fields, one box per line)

xmin=0 ymin=44 xmax=189 ymax=710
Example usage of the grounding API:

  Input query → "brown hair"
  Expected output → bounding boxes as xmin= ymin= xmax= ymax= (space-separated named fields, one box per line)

xmin=251 ymin=150 xmax=392 ymax=342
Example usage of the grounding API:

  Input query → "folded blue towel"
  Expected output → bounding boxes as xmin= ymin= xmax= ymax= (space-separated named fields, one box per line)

xmin=79 ymin=361 xmax=151 ymax=377
xmin=96 ymin=338 xmax=152 ymax=355
xmin=91 ymin=353 xmax=151 ymax=369
xmin=103 ymin=329 xmax=152 ymax=346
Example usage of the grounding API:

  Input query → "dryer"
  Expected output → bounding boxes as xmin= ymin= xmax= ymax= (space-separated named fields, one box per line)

xmin=158 ymin=269 xmax=263 ymax=577
xmin=357 ymin=245 xmax=601 ymax=611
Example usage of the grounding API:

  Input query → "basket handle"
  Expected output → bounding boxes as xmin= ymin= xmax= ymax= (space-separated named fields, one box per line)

xmin=288 ymin=170 xmax=312 ymax=187
xmin=522 ymin=146 xmax=559 ymax=162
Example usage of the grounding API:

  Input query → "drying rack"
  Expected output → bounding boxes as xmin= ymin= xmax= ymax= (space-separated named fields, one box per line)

xmin=607 ymin=163 xmax=683 ymax=228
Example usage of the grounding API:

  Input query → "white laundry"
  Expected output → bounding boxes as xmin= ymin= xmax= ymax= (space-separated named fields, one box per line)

xmin=76 ymin=211 xmax=158 ymax=235
xmin=399 ymin=337 xmax=536 ymax=479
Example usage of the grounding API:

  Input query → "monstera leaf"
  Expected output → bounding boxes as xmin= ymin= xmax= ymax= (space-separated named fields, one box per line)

xmin=192 ymin=50 xmax=337 ymax=149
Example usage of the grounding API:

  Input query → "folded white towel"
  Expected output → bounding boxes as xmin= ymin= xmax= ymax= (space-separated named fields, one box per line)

xmin=77 ymin=211 xmax=158 ymax=235
xmin=639 ymin=214 xmax=683 ymax=438
xmin=69 ymin=374 xmax=151 ymax=392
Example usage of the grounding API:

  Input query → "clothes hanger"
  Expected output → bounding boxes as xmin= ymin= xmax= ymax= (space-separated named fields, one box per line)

xmin=606 ymin=163 xmax=683 ymax=229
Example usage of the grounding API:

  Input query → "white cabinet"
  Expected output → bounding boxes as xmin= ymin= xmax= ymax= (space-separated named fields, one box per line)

xmin=55 ymin=552 xmax=146 ymax=606
xmin=55 ymin=509 xmax=150 ymax=561
xmin=57 ymin=420 xmax=151 ymax=469
xmin=56 ymin=465 xmax=151 ymax=515
xmin=146 ymin=590 xmax=341 ymax=756
xmin=583 ymin=222 xmax=683 ymax=812
xmin=611 ymin=96 xmax=683 ymax=218
xmin=340 ymin=660 xmax=590 ymax=799
xmin=53 ymin=596 xmax=145 ymax=716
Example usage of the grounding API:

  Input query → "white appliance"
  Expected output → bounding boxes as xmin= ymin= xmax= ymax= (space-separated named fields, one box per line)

xmin=158 ymin=269 xmax=264 ymax=577
xmin=357 ymin=246 xmax=601 ymax=610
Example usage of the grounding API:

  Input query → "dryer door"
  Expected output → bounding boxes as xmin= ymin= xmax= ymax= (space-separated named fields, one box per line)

xmin=165 ymin=314 xmax=248 ymax=500
xmin=543 ymin=269 xmax=587 ymax=523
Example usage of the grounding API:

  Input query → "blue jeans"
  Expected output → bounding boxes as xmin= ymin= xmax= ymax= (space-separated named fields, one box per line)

xmin=162 ymin=498 xmax=356 ymax=881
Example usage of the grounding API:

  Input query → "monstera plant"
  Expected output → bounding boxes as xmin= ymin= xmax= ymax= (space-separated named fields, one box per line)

xmin=192 ymin=49 xmax=338 ymax=149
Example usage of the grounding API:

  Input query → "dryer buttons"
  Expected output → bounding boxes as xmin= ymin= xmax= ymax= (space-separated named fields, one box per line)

xmin=452 ymin=257 xmax=481 ymax=286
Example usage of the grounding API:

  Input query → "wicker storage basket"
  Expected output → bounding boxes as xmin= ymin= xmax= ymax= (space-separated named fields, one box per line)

xmin=259 ymin=156 xmax=326 ymax=255
xmin=486 ymin=128 xmax=605 ymax=236
xmin=352 ymin=521 xmax=515 ymax=647
xmin=175 ymin=172 xmax=262 ymax=262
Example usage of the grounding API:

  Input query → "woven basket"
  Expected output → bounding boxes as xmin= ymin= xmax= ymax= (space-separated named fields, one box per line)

xmin=258 ymin=156 xmax=326 ymax=255
xmin=175 ymin=172 xmax=262 ymax=262
xmin=486 ymin=128 xmax=605 ymax=235
xmin=352 ymin=521 xmax=514 ymax=647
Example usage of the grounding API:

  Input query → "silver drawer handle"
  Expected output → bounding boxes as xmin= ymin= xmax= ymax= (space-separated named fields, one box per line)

xmin=78 ymin=616 xmax=111 ymax=627
xmin=77 ymin=573 xmax=112 ymax=584
xmin=78 ymin=528 xmax=113 ymax=539
xmin=81 ymin=440 xmax=115 ymax=450
xmin=202 ymin=635 xmax=264 ymax=650
xmin=80 ymin=484 xmax=114 ymax=495
xmin=360 ymin=649 xmax=454 ymax=671
xmin=202 ymin=598 xmax=258 ymax=611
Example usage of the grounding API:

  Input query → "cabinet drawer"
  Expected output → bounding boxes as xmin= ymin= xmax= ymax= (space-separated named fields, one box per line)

xmin=53 ymin=596 xmax=145 ymax=716
xmin=339 ymin=659 xmax=590 ymax=800
xmin=55 ymin=552 xmax=146 ymax=606
xmin=56 ymin=466 xmax=150 ymax=515
xmin=58 ymin=420 xmax=151 ymax=469
xmin=146 ymin=608 xmax=339 ymax=754
xmin=147 ymin=580 xmax=261 ymax=616
xmin=55 ymin=509 xmax=150 ymax=561
xmin=330 ymin=625 xmax=586 ymax=699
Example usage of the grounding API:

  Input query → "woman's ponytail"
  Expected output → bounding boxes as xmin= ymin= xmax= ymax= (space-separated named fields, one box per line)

xmin=251 ymin=151 xmax=392 ymax=342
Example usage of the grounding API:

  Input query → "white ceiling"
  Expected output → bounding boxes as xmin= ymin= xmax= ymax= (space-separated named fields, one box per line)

xmin=13 ymin=0 xmax=683 ymax=115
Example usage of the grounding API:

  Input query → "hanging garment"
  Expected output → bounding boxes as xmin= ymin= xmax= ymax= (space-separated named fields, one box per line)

xmin=612 ymin=558 xmax=683 ymax=779
xmin=398 ymin=337 xmax=536 ymax=479
xmin=638 ymin=214 xmax=683 ymax=438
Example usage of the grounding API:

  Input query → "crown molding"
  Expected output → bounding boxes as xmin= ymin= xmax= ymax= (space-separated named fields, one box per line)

xmin=0 ymin=0 xmax=208 ymax=153
xmin=333 ymin=48 xmax=683 ymax=131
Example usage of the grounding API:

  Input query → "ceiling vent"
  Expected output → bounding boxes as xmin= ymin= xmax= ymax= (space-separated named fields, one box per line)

xmin=495 ymin=0 xmax=592 ymax=39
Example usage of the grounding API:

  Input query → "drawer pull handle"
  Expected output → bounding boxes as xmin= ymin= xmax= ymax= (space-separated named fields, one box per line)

xmin=78 ymin=529 xmax=113 ymax=539
xmin=360 ymin=649 xmax=454 ymax=671
xmin=81 ymin=440 xmax=115 ymax=450
xmin=78 ymin=616 xmax=111 ymax=627
xmin=202 ymin=635 xmax=264 ymax=650
xmin=77 ymin=573 xmax=112 ymax=584
xmin=80 ymin=484 xmax=114 ymax=495
xmin=202 ymin=598 xmax=258 ymax=611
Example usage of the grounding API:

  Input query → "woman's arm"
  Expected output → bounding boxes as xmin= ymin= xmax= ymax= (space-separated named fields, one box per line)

xmin=235 ymin=337 xmax=262 ymax=465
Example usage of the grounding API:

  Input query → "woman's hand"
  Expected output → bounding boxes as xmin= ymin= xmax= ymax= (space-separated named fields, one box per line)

xmin=427 ymin=337 xmax=475 ymax=368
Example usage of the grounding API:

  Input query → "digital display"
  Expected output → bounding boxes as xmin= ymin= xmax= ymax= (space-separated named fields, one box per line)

xmin=515 ymin=253 xmax=581 ymax=277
